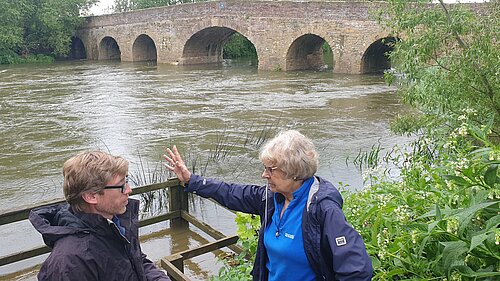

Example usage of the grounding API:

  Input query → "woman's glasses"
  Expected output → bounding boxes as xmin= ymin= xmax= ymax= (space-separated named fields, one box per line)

xmin=263 ymin=166 xmax=278 ymax=176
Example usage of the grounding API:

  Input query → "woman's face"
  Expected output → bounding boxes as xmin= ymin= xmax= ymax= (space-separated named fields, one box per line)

xmin=261 ymin=160 xmax=299 ymax=197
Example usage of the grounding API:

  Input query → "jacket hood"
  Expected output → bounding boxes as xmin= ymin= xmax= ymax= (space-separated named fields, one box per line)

xmin=311 ymin=176 xmax=344 ymax=209
xmin=29 ymin=203 xmax=93 ymax=248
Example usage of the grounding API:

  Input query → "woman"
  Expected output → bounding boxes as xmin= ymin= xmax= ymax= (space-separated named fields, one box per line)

xmin=164 ymin=130 xmax=372 ymax=281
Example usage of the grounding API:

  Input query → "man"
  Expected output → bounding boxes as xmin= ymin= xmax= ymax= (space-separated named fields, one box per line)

xmin=29 ymin=151 xmax=171 ymax=281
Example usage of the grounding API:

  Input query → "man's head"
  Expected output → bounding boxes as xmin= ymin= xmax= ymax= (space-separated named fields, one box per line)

xmin=63 ymin=151 xmax=130 ymax=218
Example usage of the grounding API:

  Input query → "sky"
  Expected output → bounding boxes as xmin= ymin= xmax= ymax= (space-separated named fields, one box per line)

xmin=88 ymin=0 xmax=114 ymax=15
xmin=87 ymin=0 xmax=489 ymax=16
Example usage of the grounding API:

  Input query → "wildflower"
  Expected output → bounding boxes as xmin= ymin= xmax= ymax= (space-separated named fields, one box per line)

xmin=464 ymin=108 xmax=477 ymax=115
xmin=445 ymin=180 xmax=455 ymax=190
xmin=457 ymin=125 xmax=468 ymax=136
xmin=450 ymin=271 xmax=462 ymax=281
xmin=395 ymin=205 xmax=411 ymax=222
xmin=411 ymin=230 xmax=417 ymax=244
xmin=447 ymin=217 xmax=459 ymax=234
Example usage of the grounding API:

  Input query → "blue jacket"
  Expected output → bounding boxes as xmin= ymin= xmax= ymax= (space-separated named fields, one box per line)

xmin=186 ymin=174 xmax=372 ymax=281
xmin=29 ymin=199 xmax=170 ymax=281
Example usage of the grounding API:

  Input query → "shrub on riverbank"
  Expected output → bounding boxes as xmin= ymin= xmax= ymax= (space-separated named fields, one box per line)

xmin=0 ymin=51 xmax=54 ymax=64
xmin=343 ymin=125 xmax=500 ymax=280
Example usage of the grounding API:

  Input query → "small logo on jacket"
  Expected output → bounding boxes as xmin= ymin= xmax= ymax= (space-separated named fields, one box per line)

xmin=335 ymin=236 xmax=347 ymax=246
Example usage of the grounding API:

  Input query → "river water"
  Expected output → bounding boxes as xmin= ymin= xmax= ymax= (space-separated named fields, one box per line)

xmin=0 ymin=59 xmax=408 ymax=280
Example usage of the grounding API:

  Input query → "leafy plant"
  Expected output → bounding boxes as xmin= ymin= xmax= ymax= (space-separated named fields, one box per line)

xmin=210 ymin=213 xmax=259 ymax=281
xmin=343 ymin=122 xmax=500 ymax=280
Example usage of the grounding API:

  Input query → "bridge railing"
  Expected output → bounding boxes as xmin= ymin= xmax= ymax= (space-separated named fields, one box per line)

xmin=0 ymin=179 xmax=242 ymax=281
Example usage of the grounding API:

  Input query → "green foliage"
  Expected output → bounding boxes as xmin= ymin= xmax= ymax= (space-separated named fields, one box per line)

xmin=0 ymin=50 xmax=54 ymax=64
xmin=210 ymin=213 xmax=259 ymax=281
xmin=223 ymin=33 xmax=257 ymax=59
xmin=343 ymin=121 xmax=500 ymax=280
xmin=0 ymin=0 xmax=97 ymax=63
xmin=342 ymin=1 xmax=500 ymax=280
xmin=0 ymin=0 xmax=26 ymax=53
xmin=112 ymin=0 xmax=208 ymax=12
xmin=379 ymin=0 xmax=500 ymax=142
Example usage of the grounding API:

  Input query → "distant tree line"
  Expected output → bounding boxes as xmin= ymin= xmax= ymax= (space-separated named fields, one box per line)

xmin=0 ymin=0 xmax=97 ymax=64
xmin=112 ymin=0 xmax=208 ymax=12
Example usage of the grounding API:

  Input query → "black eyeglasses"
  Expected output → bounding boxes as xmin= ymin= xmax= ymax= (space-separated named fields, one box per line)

xmin=263 ymin=165 xmax=278 ymax=176
xmin=103 ymin=176 xmax=129 ymax=193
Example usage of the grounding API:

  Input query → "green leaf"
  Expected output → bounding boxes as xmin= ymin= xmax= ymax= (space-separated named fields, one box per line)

xmin=469 ymin=232 xmax=490 ymax=251
xmin=483 ymin=164 xmax=498 ymax=188
xmin=435 ymin=203 xmax=442 ymax=221
xmin=440 ymin=241 xmax=468 ymax=273
xmin=444 ymin=175 xmax=469 ymax=187
xmin=455 ymin=265 xmax=500 ymax=277
xmin=456 ymin=201 xmax=499 ymax=236
xmin=485 ymin=214 xmax=500 ymax=230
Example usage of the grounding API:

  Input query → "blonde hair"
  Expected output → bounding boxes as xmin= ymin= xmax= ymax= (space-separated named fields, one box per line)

xmin=63 ymin=151 xmax=128 ymax=212
xmin=259 ymin=130 xmax=318 ymax=180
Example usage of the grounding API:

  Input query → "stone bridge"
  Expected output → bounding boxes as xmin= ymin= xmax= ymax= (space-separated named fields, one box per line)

xmin=73 ymin=1 xmax=398 ymax=74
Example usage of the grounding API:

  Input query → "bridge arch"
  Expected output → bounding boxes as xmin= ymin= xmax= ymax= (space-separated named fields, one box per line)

xmin=285 ymin=34 xmax=332 ymax=71
xmin=361 ymin=37 xmax=398 ymax=74
xmin=99 ymin=36 xmax=121 ymax=61
xmin=69 ymin=37 xmax=86 ymax=60
xmin=181 ymin=26 xmax=257 ymax=65
xmin=132 ymin=34 xmax=157 ymax=62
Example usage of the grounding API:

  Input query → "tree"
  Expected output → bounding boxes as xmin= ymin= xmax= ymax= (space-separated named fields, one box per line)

xmin=0 ymin=0 xmax=97 ymax=62
xmin=112 ymin=0 xmax=208 ymax=12
xmin=382 ymin=0 xmax=500 ymax=143
xmin=0 ymin=0 xmax=28 ymax=53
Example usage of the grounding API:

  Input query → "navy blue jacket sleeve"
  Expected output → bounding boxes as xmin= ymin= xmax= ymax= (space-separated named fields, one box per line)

xmin=185 ymin=174 xmax=265 ymax=215
xmin=322 ymin=203 xmax=373 ymax=280
xmin=142 ymin=252 xmax=171 ymax=281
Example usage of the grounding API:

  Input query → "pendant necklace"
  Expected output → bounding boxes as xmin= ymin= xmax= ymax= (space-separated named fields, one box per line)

xmin=275 ymin=219 xmax=281 ymax=238
xmin=274 ymin=202 xmax=284 ymax=238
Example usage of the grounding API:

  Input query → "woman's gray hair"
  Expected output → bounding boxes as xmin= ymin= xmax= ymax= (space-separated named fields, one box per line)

xmin=259 ymin=130 xmax=318 ymax=180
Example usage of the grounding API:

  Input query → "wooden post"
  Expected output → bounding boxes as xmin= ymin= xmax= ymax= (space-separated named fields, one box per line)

xmin=169 ymin=181 xmax=189 ymax=229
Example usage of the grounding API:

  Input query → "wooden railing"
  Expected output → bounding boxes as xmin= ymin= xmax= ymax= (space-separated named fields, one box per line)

xmin=0 ymin=178 xmax=242 ymax=281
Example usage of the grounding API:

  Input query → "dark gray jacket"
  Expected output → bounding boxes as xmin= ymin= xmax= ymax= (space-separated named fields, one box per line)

xmin=29 ymin=199 xmax=170 ymax=281
xmin=186 ymin=174 xmax=372 ymax=281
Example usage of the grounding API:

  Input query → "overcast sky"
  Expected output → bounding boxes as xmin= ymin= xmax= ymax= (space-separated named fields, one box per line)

xmin=87 ymin=0 xmax=489 ymax=16
xmin=88 ymin=0 xmax=114 ymax=15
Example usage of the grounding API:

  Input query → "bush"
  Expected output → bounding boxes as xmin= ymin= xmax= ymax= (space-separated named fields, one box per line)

xmin=0 ymin=51 xmax=54 ymax=64
xmin=343 ymin=118 xmax=500 ymax=280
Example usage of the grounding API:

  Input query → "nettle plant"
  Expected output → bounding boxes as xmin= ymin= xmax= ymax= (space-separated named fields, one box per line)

xmin=343 ymin=114 xmax=500 ymax=280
